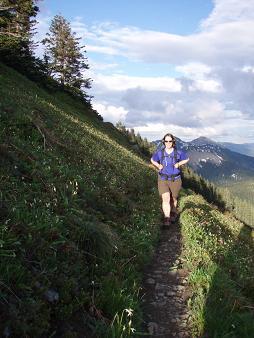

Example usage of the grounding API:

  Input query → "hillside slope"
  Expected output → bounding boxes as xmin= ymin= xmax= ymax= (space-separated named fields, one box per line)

xmin=1 ymin=63 xmax=253 ymax=338
xmin=180 ymin=137 xmax=254 ymax=183
xmin=179 ymin=192 xmax=254 ymax=337
xmin=220 ymin=141 xmax=254 ymax=157
xmin=0 ymin=63 xmax=161 ymax=337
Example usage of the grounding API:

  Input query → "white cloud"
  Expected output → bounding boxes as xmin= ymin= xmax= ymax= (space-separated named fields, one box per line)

xmin=86 ymin=45 xmax=119 ymax=55
xmin=89 ymin=60 xmax=119 ymax=71
xmin=201 ymin=0 xmax=254 ymax=29
xmin=189 ymin=79 xmax=222 ymax=93
xmin=176 ymin=63 xmax=212 ymax=79
xmin=93 ymin=73 xmax=182 ymax=92
xmin=133 ymin=122 xmax=222 ymax=142
xmin=242 ymin=66 xmax=254 ymax=73
xmin=35 ymin=1 xmax=254 ymax=143
xmin=92 ymin=102 xmax=128 ymax=123
xmin=78 ymin=19 xmax=254 ymax=68
xmin=133 ymin=116 xmax=254 ymax=143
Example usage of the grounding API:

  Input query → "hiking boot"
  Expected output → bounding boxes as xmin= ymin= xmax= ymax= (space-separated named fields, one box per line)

xmin=163 ymin=217 xmax=171 ymax=227
xmin=170 ymin=211 xmax=178 ymax=223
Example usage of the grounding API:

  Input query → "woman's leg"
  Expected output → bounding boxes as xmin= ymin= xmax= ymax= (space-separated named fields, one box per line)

xmin=161 ymin=192 xmax=171 ymax=218
xmin=172 ymin=196 xmax=178 ymax=212
xmin=158 ymin=180 xmax=172 ymax=225
xmin=169 ymin=179 xmax=182 ymax=221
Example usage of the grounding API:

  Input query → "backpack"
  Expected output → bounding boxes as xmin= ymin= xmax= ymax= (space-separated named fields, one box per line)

xmin=156 ymin=141 xmax=181 ymax=181
xmin=156 ymin=141 xmax=179 ymax=164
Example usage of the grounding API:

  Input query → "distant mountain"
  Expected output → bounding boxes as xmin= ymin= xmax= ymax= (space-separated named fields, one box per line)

xmin=219 ymin=142 xmax=254 ymax=157
xmin=189 ymin=136 xmax=217 ymax=146
xmin=152 ymin=136 xmax=254 ymax=183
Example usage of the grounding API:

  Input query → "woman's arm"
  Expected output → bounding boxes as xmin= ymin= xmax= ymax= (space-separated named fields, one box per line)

xmin=151 ymin=158 xmax=163 ymax=170
xmin=174 ymin=158 xmax=189 ymax=168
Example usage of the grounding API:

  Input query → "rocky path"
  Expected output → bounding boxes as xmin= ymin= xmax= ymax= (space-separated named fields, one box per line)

xmin=141 ymin=221 xmax=191 ymax=337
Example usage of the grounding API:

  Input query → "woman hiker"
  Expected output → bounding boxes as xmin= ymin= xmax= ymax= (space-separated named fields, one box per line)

xmin=151 ymin=133 xmax=189 ymax=227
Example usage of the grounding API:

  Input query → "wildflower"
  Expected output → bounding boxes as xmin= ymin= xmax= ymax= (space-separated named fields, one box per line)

xmin=125 ymin=308 xmax=133 ymax=317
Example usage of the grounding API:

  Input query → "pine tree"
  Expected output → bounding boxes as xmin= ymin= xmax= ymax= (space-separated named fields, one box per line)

xmin=116 ymin=121 xmax=127 ymax=134
xmin=0 ymin=0 xmax=39 ymax=62
xmin=42 ymin=15 xmax=91 ymax=91
xmin=129 ymin=128 xmax=135 ymax=143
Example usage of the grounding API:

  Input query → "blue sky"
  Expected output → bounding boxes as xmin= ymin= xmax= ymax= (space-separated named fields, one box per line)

xmin=37 ymin=0 xmax=254 ymax=143
xmin=40 ymin=0 xmax=213 ymax=34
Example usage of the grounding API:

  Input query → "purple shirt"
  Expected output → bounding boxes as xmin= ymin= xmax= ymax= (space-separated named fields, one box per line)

xmin=152 ymin=148 xmax=188 ymax=180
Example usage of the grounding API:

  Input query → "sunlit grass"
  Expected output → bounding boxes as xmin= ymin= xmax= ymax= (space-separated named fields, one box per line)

xmin=0 ymin=62 xmax=160 ymax=337
xmin=179 ymin=193 xmax=254 ymax=338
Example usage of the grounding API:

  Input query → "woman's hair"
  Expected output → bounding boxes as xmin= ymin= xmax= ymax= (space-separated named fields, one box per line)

xmin=162 ymin=133 xmax=176 ymax=147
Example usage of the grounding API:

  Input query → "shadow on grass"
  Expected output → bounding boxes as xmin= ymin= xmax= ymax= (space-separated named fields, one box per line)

xmin=182 ymin=200 xmax=254 ymax=338
xmin=202 ymin=225 xmax=254 ymax=338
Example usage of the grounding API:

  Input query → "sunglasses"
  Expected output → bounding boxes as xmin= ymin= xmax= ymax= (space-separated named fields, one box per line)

xmin=164 ymin=140 xmax=173 ymax=143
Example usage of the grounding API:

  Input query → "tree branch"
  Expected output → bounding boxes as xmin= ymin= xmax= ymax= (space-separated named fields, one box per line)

xmin=0 ymin=31 xmax=21 ymax=37
xmin=0 ymin=6 xmax=17 ymax=12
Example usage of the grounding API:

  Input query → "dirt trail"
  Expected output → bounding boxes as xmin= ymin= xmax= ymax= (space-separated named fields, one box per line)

xmin=141 ymin=221 xmax=191 ymax=338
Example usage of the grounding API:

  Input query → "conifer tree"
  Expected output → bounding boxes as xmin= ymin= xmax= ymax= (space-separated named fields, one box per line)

xmin=42 ymin=15 xmax=91 ymax=91
xmin=0 ymin=0 xmax=39 ymax=62
xmin=116 ymin=121 xmax=127 ymax=134
xmin=129 ymin=128 xmax=135 ymax=143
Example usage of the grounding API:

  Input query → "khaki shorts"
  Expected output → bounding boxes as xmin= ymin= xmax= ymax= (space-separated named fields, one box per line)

xmin=158 ymin=177 xmax=182 ymax=198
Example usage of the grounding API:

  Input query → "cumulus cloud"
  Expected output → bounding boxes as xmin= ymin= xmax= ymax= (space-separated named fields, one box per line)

xmin=87 ymin=1 xmax=254 ymax=142
xmin=92 ymin=102 xmax=128 ymax=123
xmin=133 ymin=122 xmax=223 ymax=142
xmin=35 ymin=1 xmax=254 ymax=142
xmin=89 ymin=60 xmax=119 ymax=71
xmin=176 ymin=63 xmax=212 ymax=79
xmin=216 ymin=67 xmax=254 ymax=117
xmin=133 ymin=115 xmax=254 ymax=143
xmin=92 ymin=73 xmax=182 ymax=92
xmin=201 ymin=0 xmax=254 ymax=29
xmin=48 ymin=5 xmax=254 ymax=68
xmin=76 ymin=17 xmax=254 ymax=67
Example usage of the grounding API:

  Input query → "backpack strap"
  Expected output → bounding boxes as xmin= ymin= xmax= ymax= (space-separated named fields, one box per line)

xmin=174 ymin=148 xmax=178 ymax=163
xmin=159 ymin=147 xmax=179 ymax=166
xmin=174 ymin=148 xmax=181 ymax=174
xmin=159 ymin=148 xmax=181 ymax=182
xmin=158 ymin=146 xmax=165 ymax=164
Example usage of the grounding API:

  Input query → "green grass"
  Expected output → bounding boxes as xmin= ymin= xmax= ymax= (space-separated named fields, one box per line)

xmin=1 ymin=62 xmax=253 ymax=337
xmin=179 ymin=192 xmax=254 ymax=338
xmin=0 ymin=62 xmax=161 ymax=337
